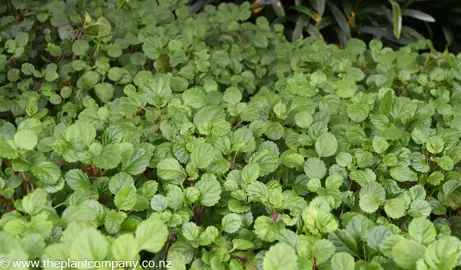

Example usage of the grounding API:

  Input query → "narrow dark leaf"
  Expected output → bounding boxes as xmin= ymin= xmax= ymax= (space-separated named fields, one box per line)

xmin=292 ymin=15 xmax=308 ymax=42
xmin=271 ymin=0 xmax=286 ymax=18
xmin=451 ymin=18 xmax=461 ymax=28
xmin=328 ymin=1 xmax=351 ymax=38
xmin=191 ymin=0 xmax=215 ymax=13
xmin=315 ymin=0 xmax=326 ymax=16
xmin=334 ymin=26 xmax=348 ymax=49
xmin=316 ymin=16 xmax=334 ymax=30
xmin=306 ymin=23 xmax=324 ymax=41
xmin=250 ymin=0 xmax=272 ymax=9
xmin=401 ymin=26 xmax=425 ymax=41
xmin=402 ymin=9 xmax=436 ymax=22
xmin=389 ymin=0 xmax=402 ymax=39
xmin=425 ymin=22 xmax=434 ymax=40
xmin=342 ymin=0 xmax=353 ymax=17
xmin=356 ymin=6 xmax=387 ymax=16
xmin=442 ymin=26 xmax=454 ymax=46
xmin=358 ymin=26 xmax=413 ymax=45
xmin=291 ymin=6 xmax=321 ymax=22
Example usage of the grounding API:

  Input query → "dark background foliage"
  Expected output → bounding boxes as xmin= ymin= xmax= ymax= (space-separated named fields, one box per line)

xmin=190 ymin=0 xmax=461 ymax=53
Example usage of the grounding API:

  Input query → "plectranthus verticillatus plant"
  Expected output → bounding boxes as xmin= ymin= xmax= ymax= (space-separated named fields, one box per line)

xmin=1 ymin=1 xmax=461 ymax=269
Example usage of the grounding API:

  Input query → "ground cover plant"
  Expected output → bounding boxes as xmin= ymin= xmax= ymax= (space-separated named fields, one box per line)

xmin=2 ymin=0 xmax=461 ymax=269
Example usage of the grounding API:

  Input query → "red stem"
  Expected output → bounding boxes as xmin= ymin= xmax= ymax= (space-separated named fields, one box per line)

xmin=21 ymin=171 xmax=31 ymax=194
xmin=161 ymin=229 xmax=173 ymax=270
xmin=2 ymin=159 xmax=12 ymax=168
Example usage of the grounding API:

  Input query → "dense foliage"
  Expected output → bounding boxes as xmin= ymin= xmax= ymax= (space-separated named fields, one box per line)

xmin=244 ymin=0 xmax=461 ymax=53
xmin=2 ymin=0 xmax=461 ymax=269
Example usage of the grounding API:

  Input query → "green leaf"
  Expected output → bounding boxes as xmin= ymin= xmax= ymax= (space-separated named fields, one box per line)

xmin=389 ymin=1 xmax=403 ymax=39
xmin=114 ymin=186 xmax=137 ymax=211
xmin=385 ymin=196 xmax=407 ymax=219
xmin=150 ymin=194 xmax=168 ymax=212
xmin=157 ymin=158 xmax=182 ymax=180
xmin=424 ymin=236 xmax=461 ymax=270
xmin=281 ymin=150 xmax=304 ymax=169
xmin=92 ymin=144 xmax=121 ymax=169
xmin=391 ymin=239 xmax=426 ymax=269
xmin=247 ymin=181 xmax=269 ymax=203
xmin=182 ymin=88 xmax=207 ymax=109
xmin=31 ymin=162 xmax=61 ymax=185
xmin=94 ymin=82 xmax=114 ymax=103
xmin=347 ymin=103 xmax=369 ymax=122
xmin=232 ymin=238 xmax=254 ymax=250
xmin=166 ymin=185 xmax=184 ymax=210
xmin=325 ymin=174 xmax=343 ymax=190
xmin=14 ymin=129 xmax=37 ymax=150
xmin=0 ymin=140 xmax=18 ymax=159
xmin=221 ymin=213 xmax=242 ymax=233
xmin=61 ymin=204 xmax=100 ymax=226
xmin=111 ymin=234 xmax=139 ymax=261
xmin=304 ymin=158 xmax=327 ymax=179
xmin=135 ymin=219 xmax=169 ymax=253
xmin=331 ymin=252 xmax=355 ymax=270
xmin=196 ymin=176 xmax=222 ymax=206
xmin=315 ymin=132 xmax=338 ymax=157
xmin=232 ymin=127 xmax=256 ymax=153
xmin=70 ymin=227 xmax=109 ymax=261
xmin=254 ymin=216 xmax=283 ymax=242
xmin=22 ymin=188 xmax=48 ymax=215
xmin=390 ymin=166 xmax=418 ymax=182
xmin=242 ymin=163 xmax=260 ymax=185
xmin=4 ymin=218 xmax=27 ymax=235
xmin=312 ymin=239 xmax=335 ymax=264
xmin=66 ymin=122 xmax=96 ymax=147
xmin=193 ymin=106 xmax=226 ymax=135
xmin=109 ymin=172 xmax=134 ymax=194
xmin=391 ymin=97 xmax=417 ymax=120
xmin=191 ymin=143 xmax=217 ymax=169
xmin=223 ymin=87 xmax=242 ymax=105
xmin=372 ymin=136 xmax=389 ymax=154
xmin=249 ymin=149 xmax=280 ymax=177
xmin=295 ymin=111 xmax=313 ymax=128
xmin=336 ymin=152 xmax=353 ymax=167
xmin=359 ymin=182 xmax=386 ymax=213
xmin=302 ymin=206 xmax=338 ymax=235
xmin=438 ymin=180 xmax=461 ymax=209
xmin=198 ymin=226 xmax=219 ymax=246
xmin=72 ymin=40 xmax=89 ymax=56
xmin=434 ymin=156 xmax=454 ymax=171
xmin=367 ymin=226 xmax=393 ymax=250
xmin=104 ymin=210 xmax=127 ymax=234
xmin=263 ymin=243 xmax=298 ymax=270
xmin=426 ymin=136 xmax=444 ymax=154
xmin=264 ymin=122 xmax=285 ymax=140
xmin=182 ymin=222 xmax=200 ymax=241
xmin=121 ymin=148 xmax=153 ymax=175
xmin=408 ymin=217 xmax=436 ymax=244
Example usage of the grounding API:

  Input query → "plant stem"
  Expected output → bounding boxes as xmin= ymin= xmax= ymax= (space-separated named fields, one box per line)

xmin=194 ymin=205 xmax=203 ymax=225
xmin=21 ymin=171 xmax=31 ymax=194
xmin=2 ymin=158 xmax=12 ymax=168
xmin=54 ymin=202 xmax=67 ymax=209
xmin=0 ymin=195 xmax=13 ymax=208
xmin=161 ymin=229 xmax=173 ymax=270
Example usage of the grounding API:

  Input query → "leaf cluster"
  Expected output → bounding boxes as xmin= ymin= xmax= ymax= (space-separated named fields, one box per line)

xmin=1 ymin=1 xmax=461 ymax=269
